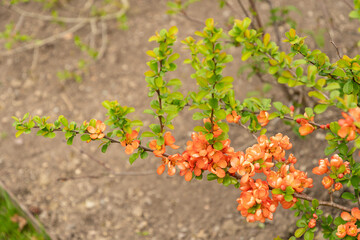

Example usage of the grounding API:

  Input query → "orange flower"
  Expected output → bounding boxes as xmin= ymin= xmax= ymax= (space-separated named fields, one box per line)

xmin=336 ymin=224 xmax=347 ymax=238
xmin=308 ymin=218 xmax=316 ymax=228
xmin=298 ymin=119 xmax=315 ymax=136
xmin=352 ymin=207 xmax=360 ymax=219
xmin=257 ymin=111 xmax=269 ymax=127
xmin=121 ymin=130 xmax=140 ymax=154
xmin=164 ymin=131 xmax=180 ymax=149
xmin=87 ymin=120 xmax=106 ymax=140
xmin=337 ymin=108 xmax=360 ymax=141
xmin=226 ymin=110 xmax=241 ymax=123
xmin=149 ymin=139 xmax=165 ymax=157
xmin=312 ymin=158 xmax=330 ymax=175
xmin=346 ymin=223 xmax=358 ymax=237
xmin=321 ymin=176 xmax=334 ymax=189
xmin=334 ymin=182 xmax=343 ymax=191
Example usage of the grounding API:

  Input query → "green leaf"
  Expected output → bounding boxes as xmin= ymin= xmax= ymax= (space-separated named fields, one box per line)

xmin=271 ymin=188 xmax=283 ymax=195
xmin=140 ymin=151 xmax=148 ymax=159
xmin=305 ymin=107 xmax=314 ymax=117
xmin=194 ymin=126 xmax=206 ymax=133
xmin=214 ymin=109 xmax=226 ymax=120
xmin=284 ymin=194 xmax=293 ymax=202
xmin=81 ymin=134 xmax=91 ymax=141
xmin=209 ymin=98 xmax=218 ymax=109
xmin=314 ymin=104 xmax=328 ymax=114
xmin=223 ymin=176 xmax=231 ymax=186
xmin=294 ymin=228 xmax=306 ymax=238
xmin=343 ymin=81 xmax=353 ymax=94
xmin=67 ymin=136 xmax=74 ymax=145
xmin=312 ymin=199 xmax=319 ymax=208
xmin=15 ymin=130 xmax=25 ymax=138
xmin=142 ymin=131 xmax=156 ymax=137
xmin=155 ymin=77 xmax=163 ymax=88
xmin=218 ymin=122 xmax=229 ymax=133
xmin=167 ymin=78 xmax=182 ymax=87
xmin=341 ymin=192 xmax=355 ymax=200
xmin=101 ymin=143 xmax=110 ymax=153
xmin=129 ymin=153 xmax=139 ymax=165
xmin=351 ymin=176 xmax=360 ymax=189
xmin=130 ymin=120 xmax=143 ymax=126
xmin=296 ymin=219 xmax=306 ymax=228
xmin=59 ymin=115 xmax=68 ymax=127
xmin=168 ymin=53 xmax=180 ymax=63
xmin=213 ymin=142 xmax=223 ymax=150
xmin=46 ymin=132 xmax=56 ymax=138
xmin=332 ymin=68 xmax=346 ymax=78
xmin=193 ymin=112 xmax=206 ymax=120
xmin=149 ymin=124 xmax=161 ymax=134
xmin=304 ymin=231 xmax=314 ymax=240
xmin=273 ymin=102 xmax=283 ymax=111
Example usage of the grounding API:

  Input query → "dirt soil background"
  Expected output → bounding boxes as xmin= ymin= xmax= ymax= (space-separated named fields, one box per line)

xmin=0 ymin=0 xmax=358 ymax=239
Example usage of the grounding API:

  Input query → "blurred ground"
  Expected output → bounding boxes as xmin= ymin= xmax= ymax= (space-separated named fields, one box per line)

xmin=0 ymin=0 xmax=358 ymax=239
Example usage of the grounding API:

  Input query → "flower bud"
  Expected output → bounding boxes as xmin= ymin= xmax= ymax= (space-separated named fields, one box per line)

xmin=308 ymin=218 xmax=316 ymax=228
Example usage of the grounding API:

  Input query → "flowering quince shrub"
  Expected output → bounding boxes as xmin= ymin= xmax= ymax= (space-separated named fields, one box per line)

xmin=11 ymin=12 xmax=360 ymax=239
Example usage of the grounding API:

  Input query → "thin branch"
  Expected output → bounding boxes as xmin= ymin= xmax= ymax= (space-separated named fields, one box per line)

xmin=57 ymin=170 xmax=154 ymax=182
xmin=236 ymin=0 xmax=257 ymax=29
xmin=293 ymin=192 xmax=351 ymax=212
xmin=180 ymin=10 xmax=204 ymax=25
xmin=8 ymin=0 xmax=129 ymax=23
xmin=282 ymin=115 xmax=324 ymax=128
xmin=97 ymin=20 xmax=108 ymax=59
xmin=1 ymin=0 xmax=129 ymax=57
xmin=13 ymin=13 xmax=24 ymax=33
xmin=30 ymin=47 xmax=39 ymax=70
xmin=343 ymin=0 xmax=353 ymax=9
xmin=234 ymin=121 xmax=257 ymax=140
xmin=248 ymin=0 xmax=263 ymax=29
xmin=0 ymin=21 xmax=87 ymax=56
xmin=320 ymin=0 xmax=342 ymax=59
xmin=264 ymin=0 xmax=282 ymax=51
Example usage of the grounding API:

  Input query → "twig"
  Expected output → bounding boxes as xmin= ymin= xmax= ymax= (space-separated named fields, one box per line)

xmin=248 ymin=0 xmax=263 ymax=29
xmin=57 ymin=170 xmax=154 ymax=181
xmin=293 ymin=192 xmax=351 ymax=212
xmin=90 ymin=19 xmax=97 ymax=49
xmin=264 ymin=0 xmax=282 ymax=51
xmin=13 ymin=13 xmax=24 ymax=33
xmin=236 ymin=0 xmax=257 ymax=29
xmin=320 ymin=0 xmax=342 ymax=59
xmin=180 ymin=10 xmax=204 ymax=25
xmin=9 ymin=0 xmax=129 ymax=23
xmin=30 ymin=47 xmax=39 ymax=70
xmin=1 ymin=0 xmax=129 ymax=57
xmin=97 ymin=20 xmax=108 ymax=60
xmin=234 ymin=121 xmax=257 ymax=140
xmin=343 ymin=0 xmax=353 ymax=9
xmin=282 ymin=115 xmax=323 ymax=128
xmin=0 ymin=21 xmax=87 ymax=56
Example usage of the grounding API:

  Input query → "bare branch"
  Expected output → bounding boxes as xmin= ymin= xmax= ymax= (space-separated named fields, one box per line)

xmin=8 ymin=0 xmax=129 ymax=23
xmin=264 ymin=0 xmax=282 ymax=51
xmin=0 ymin=21 xmax=87 ymax=56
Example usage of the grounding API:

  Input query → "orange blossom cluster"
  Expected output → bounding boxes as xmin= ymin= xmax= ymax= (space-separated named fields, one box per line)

xmin=312 ymin=154 xmax=350 ymax=191
xmin=338 ymin=107 xmax=360 ymax=141
xmin=336 ymin=208 xmax=360 ymax=239
xmin=152 ymin=117 xmax=313 ymax=222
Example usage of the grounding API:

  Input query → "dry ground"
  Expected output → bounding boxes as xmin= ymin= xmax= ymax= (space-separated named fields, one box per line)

xmin=0 ymin=0 xmax=358 ymax=239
